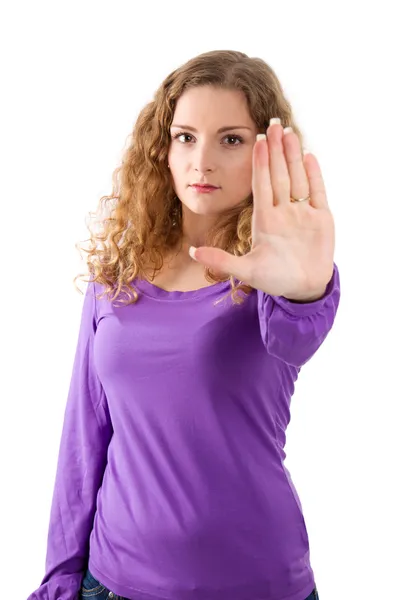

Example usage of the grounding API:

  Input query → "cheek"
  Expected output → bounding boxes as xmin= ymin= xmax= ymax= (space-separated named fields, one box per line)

xmin=230 ymin=159 xmax=253 ymax=183
xmin=229 ymin=150 xmax=253 ymax=172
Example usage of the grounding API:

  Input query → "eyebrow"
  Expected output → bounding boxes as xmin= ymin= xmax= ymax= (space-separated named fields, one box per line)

xmin=170 ymin=124 xmax=252 ymax=133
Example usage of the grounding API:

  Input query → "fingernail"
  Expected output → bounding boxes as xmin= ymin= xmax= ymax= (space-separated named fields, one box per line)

xmin=283 ymin=127 xmax=293 ymax=135
xmin=269 ymin=118 xmax=281 ymax=126
xmin=189 ymin=246 xmax=198 ymax=260
xmin=256 ymin=133 xmax=266 ymax=142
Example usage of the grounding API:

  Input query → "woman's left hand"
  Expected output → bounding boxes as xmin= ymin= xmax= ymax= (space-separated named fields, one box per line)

xmin=189 ymin=119 xmax=335 ymax=302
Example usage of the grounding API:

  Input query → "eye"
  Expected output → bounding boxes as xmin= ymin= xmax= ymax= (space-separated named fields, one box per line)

xmin=171 ymin=132 xmax=244 ymax=146
xmin=172 ymin=132 xmax=192 ymax=143
xmin=225 ymin=135 xmax=243 ymax=146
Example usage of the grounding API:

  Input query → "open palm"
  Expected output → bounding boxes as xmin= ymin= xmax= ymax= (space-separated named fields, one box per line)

xmin=189 ymin=119 xmax=335 ymax=302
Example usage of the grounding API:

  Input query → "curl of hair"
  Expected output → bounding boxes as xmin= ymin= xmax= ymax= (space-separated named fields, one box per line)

xmin=73 ymin=49 xmax=307 ymax=307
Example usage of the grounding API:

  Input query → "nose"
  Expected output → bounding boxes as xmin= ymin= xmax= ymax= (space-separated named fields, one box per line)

xmin=194 ymin=163 xmax=214 ymax=179
xmin=193 ymin=142 xmax=216 ymax=174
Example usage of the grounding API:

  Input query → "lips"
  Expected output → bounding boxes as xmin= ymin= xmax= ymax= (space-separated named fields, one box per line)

xmin=191 ymin=185 xmax=219 ymax=193
xmin=191 ymin=184 xmax=219 ymax=189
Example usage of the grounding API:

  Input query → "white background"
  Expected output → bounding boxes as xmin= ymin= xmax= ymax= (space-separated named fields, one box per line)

xmin=1 ymin=1 xmax=399 ymax=599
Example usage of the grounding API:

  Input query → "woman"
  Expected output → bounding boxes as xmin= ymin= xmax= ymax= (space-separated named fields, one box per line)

xmin=28 ymin=49 xmax=339 ymax=600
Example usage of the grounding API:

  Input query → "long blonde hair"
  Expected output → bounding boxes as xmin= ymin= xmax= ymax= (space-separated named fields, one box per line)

xmin=74 ymin=49 xmax=306 ymax=307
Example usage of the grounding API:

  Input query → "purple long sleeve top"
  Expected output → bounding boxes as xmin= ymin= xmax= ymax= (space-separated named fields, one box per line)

xmin=28 ymin=263 xmax=340 ymax=600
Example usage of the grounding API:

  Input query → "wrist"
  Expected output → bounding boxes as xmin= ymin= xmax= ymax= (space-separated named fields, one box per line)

xmin=283 ymin=288 xmax=326 ymax=303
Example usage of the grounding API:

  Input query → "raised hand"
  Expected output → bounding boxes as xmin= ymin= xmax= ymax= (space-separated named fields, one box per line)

xmin=189 ymin=118 xmax=335 ymax=302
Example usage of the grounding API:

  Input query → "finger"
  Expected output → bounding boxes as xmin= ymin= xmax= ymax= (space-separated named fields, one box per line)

xmin=282 ymin=128 xmax=310 ymax=202
xmin=189 ymin=246 xmax=249 ymax=283
xmin=252 ymin=134 xmax=273 ymax=226
xmin=303 ymin=152 xmax=329 ymax=209
xmin=267 ymin=121 xmax=290 ymax=205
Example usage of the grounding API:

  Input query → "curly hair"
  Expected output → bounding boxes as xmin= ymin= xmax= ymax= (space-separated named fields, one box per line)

xmin=73 ymin=49 xmax=307 ymax=307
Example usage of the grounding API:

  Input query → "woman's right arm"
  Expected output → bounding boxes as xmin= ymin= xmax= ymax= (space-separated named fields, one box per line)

xmin=27 ymin=280 xmax=113 ymax=600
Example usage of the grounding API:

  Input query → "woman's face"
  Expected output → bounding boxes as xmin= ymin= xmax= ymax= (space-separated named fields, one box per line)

xmin=168 ymin=86 xmax=258 ymax=222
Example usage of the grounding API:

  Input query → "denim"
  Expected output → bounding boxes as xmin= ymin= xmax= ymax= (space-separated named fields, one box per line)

xmin=79 ymin=567 xmax=319 ymax=600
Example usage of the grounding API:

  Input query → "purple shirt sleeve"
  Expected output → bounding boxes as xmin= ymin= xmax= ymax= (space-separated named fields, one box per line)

xmin=257 ymin=262 xmax=341 ymax=367
xmin=27 ymin=281 xmax=113 ymax=600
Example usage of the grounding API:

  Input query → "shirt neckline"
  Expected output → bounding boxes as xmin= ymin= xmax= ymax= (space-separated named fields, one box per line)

xmin=133 ymin=277 xmax=232 ymax=301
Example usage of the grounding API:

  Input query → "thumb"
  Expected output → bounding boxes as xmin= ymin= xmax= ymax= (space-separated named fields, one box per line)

xmin=189 ymin=246 xmax=241 ymax=280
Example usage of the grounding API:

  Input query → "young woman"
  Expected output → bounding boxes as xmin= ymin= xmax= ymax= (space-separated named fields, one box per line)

xmin=28 ymin=49 xmax=339 ymax=600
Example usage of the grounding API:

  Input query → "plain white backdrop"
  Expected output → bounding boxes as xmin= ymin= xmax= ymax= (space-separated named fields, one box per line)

xmin=1 ymin=1 xmax=399 ymax=599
